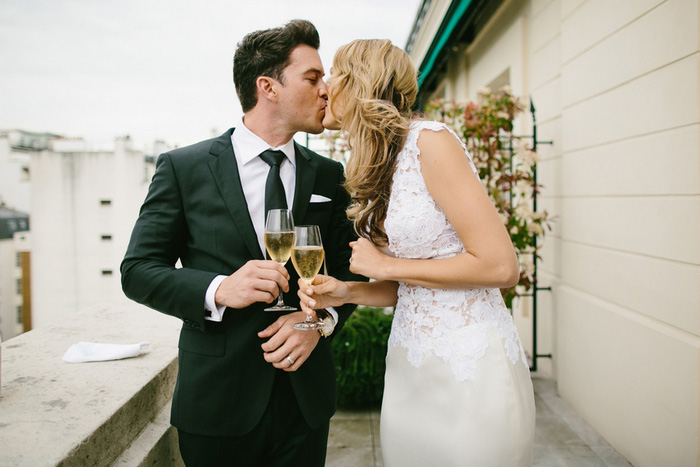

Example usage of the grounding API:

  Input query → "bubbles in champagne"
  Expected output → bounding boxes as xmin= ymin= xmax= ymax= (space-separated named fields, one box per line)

xmin=291 ymin=246 xmax=324 ymax=284
xmin=264 ymin=231 xmax=295 ymax=264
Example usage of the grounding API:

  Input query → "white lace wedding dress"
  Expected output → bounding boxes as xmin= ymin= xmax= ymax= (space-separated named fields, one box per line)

xmin=380 ymin=120 xmax=535 ymax=466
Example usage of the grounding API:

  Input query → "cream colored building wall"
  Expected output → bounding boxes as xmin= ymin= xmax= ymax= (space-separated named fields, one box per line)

xmin=554 ymin=1 xmax=699 ymax=465
xmin=412 ymin=0 xmax=700 ymax=464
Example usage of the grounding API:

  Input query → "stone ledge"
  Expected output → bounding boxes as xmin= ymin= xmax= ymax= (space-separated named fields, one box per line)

xmin=0 ymin=304 xmax=181 ymax=466
xmin=113 ymin=400 xmax=184 ymax=467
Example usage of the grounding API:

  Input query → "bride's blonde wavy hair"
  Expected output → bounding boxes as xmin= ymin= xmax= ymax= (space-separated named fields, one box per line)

xmin=329 ymin=39 xmax=418 ymax=244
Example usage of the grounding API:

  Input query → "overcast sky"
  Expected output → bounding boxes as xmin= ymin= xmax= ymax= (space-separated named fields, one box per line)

xmin=0 ymin=0 xmax=422 ymax=149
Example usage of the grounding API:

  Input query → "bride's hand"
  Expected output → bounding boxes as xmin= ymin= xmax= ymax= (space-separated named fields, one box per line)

xmin=349 ymin=237 xmax=390 ymax=280
xmin=297 ymin=274 xmax=350 ymax=313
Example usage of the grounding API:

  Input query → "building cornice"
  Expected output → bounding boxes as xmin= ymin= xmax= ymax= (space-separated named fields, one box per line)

xmin=406 ymin=0 xmax=504 ymax=105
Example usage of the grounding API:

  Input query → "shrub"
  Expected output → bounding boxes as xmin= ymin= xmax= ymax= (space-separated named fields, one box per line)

xmin=332 ymin=306 xmax=393 ymax=408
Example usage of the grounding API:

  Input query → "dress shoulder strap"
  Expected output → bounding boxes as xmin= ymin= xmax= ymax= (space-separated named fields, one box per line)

xmin=410 ymin=119 xmax=450 ymax=132
xmin=405 ymin=120 xmax=478 ymax=175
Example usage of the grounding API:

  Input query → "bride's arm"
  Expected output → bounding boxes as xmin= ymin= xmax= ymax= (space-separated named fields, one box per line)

xmin=298 ymin=275 xmax=399 ymax=311
xmin=350 ymin=128 xmax=519 ymax=290
xmin=343 ymin=280 xmax=399 ymax=307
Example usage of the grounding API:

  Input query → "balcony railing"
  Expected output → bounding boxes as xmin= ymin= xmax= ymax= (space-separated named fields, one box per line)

xmin=0 ymin=304 xmax=184 ymax=466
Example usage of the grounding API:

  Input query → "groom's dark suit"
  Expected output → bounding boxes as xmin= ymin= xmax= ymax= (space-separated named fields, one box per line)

xmin=121 ymin=128 xmax=360 ymax=439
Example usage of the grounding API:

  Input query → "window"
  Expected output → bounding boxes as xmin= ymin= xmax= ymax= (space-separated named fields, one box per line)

xmin=100 ymin=199 xmax=112 ymax=206
xmin=21 ymin=166 xmax=30 ymax=181
xmin=101 ymin=234 xmax=112 ymax=241
xmin=16 ymin=278 xmax=21 ymax=295
xmin=101 ymin=270 xmax=113 ymax=276
xmin=16 ymin=306 xmax=22 ymax=324
xmin=16 ymin=252 xmax=21 ymax=267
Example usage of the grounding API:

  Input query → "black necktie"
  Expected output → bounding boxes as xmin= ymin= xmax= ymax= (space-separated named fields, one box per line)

xmin=259 ymin=149 xmax=287 ymax=214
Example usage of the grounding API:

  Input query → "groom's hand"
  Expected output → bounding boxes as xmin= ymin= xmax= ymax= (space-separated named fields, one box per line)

xmin=215 ymin=260 xmax=289 ymax=309
xmin=258 ymin=312 xmax=321 ymax=372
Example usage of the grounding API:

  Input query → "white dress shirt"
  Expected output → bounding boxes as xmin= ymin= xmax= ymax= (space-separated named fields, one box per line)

xmin=232 ymin=120 xmax=298 ymax=255
xmin=204 ymin=119 xmax=338 ymax=325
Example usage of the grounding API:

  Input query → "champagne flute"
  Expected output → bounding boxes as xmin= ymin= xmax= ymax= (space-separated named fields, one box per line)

xmin=264 ymin=209 xmax=296 ymax=311
xmin=291 ymin=225 xmax=325 ymax=330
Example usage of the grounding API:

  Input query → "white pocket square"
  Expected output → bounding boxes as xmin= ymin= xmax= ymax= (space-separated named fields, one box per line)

xmin=310 ymin=194 xmax=331 ymax=203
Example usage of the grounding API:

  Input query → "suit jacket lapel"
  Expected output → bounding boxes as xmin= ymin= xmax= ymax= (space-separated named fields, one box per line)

xmin=208 ymin=128 xmax=264 ymax=259
xmin=292 ymin=142 xmax=316 ymax=223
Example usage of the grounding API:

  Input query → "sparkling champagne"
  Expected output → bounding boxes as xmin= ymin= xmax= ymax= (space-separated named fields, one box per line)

xmin=291 ymin=246 xmax=324 ymax=284
xmin=264 ymin=231 xmax=295 ymax=264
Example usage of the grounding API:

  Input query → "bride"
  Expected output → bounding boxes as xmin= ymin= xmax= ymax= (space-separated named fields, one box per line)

xmin=299 ymin=39 xmax=535 ymax=466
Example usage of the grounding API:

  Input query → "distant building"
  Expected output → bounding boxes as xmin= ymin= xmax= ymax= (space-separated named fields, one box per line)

xmin=0 ymin=129 xmax=60 ymax=339
xmin=1 ymin=127 xmax=329 ymax=337
xmin=0 ymin=207 xmax=30 ymax=340
xmin=28 ymin=136 xmax=157 ymax=327
xmin=0 ymin=129 xmax=60 ymax=213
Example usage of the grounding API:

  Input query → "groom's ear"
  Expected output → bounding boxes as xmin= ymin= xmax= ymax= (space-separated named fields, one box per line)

xmin=256 ymin=76 xmax=279 ymax=103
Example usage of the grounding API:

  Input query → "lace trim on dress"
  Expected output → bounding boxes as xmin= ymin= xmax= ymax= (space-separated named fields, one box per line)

xmin=384 ymin=120 xmax=527 ymax=381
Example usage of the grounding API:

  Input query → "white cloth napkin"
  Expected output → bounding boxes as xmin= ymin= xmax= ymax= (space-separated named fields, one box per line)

xmin=62 ymin=342 xmax=150 ymax=363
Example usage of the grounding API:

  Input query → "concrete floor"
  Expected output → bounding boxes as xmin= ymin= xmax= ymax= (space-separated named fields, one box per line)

xmin=326 ymin=376 xmax=632 ymax=467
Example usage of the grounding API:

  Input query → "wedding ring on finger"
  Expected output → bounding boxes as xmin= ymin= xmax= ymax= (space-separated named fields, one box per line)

xmin=286 ymin=355 xmax=295 ymax=365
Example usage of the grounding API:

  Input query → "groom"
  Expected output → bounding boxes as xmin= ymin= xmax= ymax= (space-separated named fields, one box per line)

xmin=121 ymin=19 xmax=362 ymax=466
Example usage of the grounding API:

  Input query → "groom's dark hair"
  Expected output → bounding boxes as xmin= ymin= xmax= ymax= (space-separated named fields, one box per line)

xmin=233 ymin=19 xmax=320 ymax=112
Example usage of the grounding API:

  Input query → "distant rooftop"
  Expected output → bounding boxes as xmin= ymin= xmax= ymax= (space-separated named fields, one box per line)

xmin=0 ymin=129 xmax=63 ymax=152
xmin=0 ymin=206 xmax=30 ymax=240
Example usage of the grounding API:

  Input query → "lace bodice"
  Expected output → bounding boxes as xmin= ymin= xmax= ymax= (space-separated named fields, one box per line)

xmin=384 ymin=120 xmax=527 ymax=381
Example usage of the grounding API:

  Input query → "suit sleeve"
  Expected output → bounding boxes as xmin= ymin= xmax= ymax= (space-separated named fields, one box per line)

xmin=120 ymin=153 xmax=217 ymax=330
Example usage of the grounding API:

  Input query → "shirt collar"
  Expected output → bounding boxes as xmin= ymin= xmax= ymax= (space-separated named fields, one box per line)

xmin=232 ymin=117 xmax=296 ymax=166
